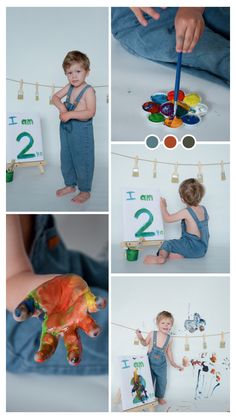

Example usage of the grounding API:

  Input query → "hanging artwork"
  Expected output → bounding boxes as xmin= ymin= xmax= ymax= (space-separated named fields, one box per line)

xmin=184 ymin=313 xmax=206 ymax=333
xmin=118 ymin=355 xmax=155 ymax=411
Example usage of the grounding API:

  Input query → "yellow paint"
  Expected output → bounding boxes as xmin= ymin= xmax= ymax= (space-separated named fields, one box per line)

xmin=183 ymin=93 xmax=201 ymax=107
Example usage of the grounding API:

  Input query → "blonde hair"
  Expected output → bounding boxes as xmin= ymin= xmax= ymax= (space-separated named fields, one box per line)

xmin=179 ymin=178 xmax=205 ymax=206
xmin=156 ymin=311 xmax=174 ymax=325
xmin=62 ymin=50 xmax=90 ymax=72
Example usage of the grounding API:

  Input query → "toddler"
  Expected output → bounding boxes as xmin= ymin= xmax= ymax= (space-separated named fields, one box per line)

xmin=144 ymin=178 xmax=209 ymax=264
xmin=136 ymin=311 xmax=183 ymax=405
xmin=52 ymin=50 xmax=96 ymax=204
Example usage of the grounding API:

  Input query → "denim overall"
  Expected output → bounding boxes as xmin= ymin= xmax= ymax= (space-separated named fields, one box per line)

xmin=148 ymin=331 xmax=170 ymax=398
xmin=6 ymin=215 xmax=108 ymax=375
xmin=112 ymin=7 xmax=229 ymax=84
xmin=158 ymin=206 xmax=209 ymax=258
xmin=60 ymin=84 xmax=94 ymax=192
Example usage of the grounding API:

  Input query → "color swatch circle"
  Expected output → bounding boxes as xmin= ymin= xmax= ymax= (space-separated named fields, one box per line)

xmin=163 ymin=135 xmax=178 ymax=149
xmin=181 ymin=135 xmax=196 ymax=149
xmin=145 ymin=135 xmax=159 ymax=149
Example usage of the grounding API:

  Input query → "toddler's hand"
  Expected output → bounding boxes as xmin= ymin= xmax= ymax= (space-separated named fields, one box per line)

xmin=136 ymin=329 xmax=143 ymax=338
xmin=130 ymin=7 xmax=165 ymax=27
xmin=60 ymin=112 xmax=71 ymax=122
xmin=160 ymin=197 xmax=167 ymax=208
xmin=175 ymin=7 xmax=205 ymax=53
xmin=13 ymin=274 xmax=106 ymax=366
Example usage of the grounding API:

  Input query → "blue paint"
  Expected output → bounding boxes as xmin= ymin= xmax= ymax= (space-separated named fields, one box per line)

xmin=182 ymin=114 xmax=200 ymax=125
xmin=173 ymin=52 xmax=183 ymax=115
xmin=151 ymin=93 xmax=167 ymax=104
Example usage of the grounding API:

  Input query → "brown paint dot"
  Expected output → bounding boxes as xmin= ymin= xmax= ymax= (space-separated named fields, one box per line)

xmin=163 ymin=135 xmax=177 ymax=149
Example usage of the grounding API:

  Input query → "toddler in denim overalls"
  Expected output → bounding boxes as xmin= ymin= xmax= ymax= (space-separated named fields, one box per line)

xmin=136 ymin=311 xmax=183 ymax=404
xmin=144 ymin=178 xmax=209 ymax=265
xmin=6 ymin=215 xmax=108 ymax=375
xmin=52 ymin=50 xmax=96 ymax=204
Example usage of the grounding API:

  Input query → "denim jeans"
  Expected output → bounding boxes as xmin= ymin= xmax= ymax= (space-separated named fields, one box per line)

xmin=112 ymin=7 xmax=230 ymax=84
xmin=6 ymin=215 xmax=108 ymax=375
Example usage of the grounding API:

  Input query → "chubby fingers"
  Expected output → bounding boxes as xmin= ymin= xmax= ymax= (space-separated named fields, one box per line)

xmin=130 ymin=7 xmax=160 ymax=26
xmin=34 ymin=332 xmax=59 ymax=363
xmin=14 ymin=296 xmax=37 ymax=322
xmin=63 ymin=328 xmax=82 ymax=366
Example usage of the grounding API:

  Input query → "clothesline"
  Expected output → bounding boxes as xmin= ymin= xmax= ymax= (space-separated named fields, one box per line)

xmin=112 ymin=322 xmax=230 ymax=339
xmin=112 ymin=152 xmax=230 ymax=167
xmin=7 ymin=78 xmax=108 ymax=89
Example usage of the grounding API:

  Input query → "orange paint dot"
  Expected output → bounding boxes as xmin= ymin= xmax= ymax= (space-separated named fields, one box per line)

xmin=163 ymin=135 xmax=177 ymax=149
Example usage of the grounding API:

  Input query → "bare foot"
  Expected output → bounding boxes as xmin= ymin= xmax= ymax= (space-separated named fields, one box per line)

xmin=158 ymin=398 xmax=167 ymax=405
xmin=56 ymin=186 xmax=76 ymax=197
xmin=72 ymin=192 xmax=91 ymax=204
xmin=168 ymin=253 xmax=184 ymax=260
xmin=144 ymin=255 xmax=167 ymax=265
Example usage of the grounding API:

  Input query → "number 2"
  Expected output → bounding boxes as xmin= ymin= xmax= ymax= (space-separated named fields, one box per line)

xmin=16 ymin=132 xmax=36 ymax=159
xmin=135 ymin=208 xmax=155 ymax=238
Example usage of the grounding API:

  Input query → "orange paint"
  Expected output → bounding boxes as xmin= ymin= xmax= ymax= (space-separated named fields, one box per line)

xmin=164 ymin=117 xmax=183 ymax=128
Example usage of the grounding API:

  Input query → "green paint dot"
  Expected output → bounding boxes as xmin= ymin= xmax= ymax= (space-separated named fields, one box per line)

xmin=148 ymin=113 xmax=165 ymax=123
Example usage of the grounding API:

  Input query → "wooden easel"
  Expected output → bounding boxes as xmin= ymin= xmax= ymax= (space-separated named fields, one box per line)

xmin=7 ymin=160 xmax=46 ymax=174
xmin=121 ymin=239 xmax=164 ymax=248
xmin=113 ymin=388 xmax=159 ymax=412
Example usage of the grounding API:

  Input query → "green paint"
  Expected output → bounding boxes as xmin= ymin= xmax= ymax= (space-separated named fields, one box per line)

xmin=140 ymin=194 xmax=153 ymax=201
xmin=134 ymin=361 xmax=144 ymax=368
xmin=148 ymin=113 xmax=165 ymax=123
xmin=21 ymin=119 xmax=34 ymax=125
xmin=126 ymin=248 xmax=139 ymax=261
xmin=135 ymin=208 xmax=155 ymax=238
xmin=16 ymin=131 xmax=36 ymax=159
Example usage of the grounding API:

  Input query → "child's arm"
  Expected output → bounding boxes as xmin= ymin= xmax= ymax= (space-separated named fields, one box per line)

xmin=6 ymin=215 xmax=56 ymax=312
xmin=52 ymin=84 xmax=70 ymax=113
xmin=175 ymin=7 xmax=205 ymax=53
xmin=60 ymin=88 xmax=96 ymax=122
xmin=166 ymin=339 xmax=184 ymax=371
xmin=136 ymin=329 xmax=151 ymax=346
xmin=160 ymin=197 xmax=188 ymax=223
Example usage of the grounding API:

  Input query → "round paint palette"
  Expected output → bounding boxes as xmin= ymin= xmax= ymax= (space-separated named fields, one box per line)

xmin=142 ymin=89 xmax=207 ymax=128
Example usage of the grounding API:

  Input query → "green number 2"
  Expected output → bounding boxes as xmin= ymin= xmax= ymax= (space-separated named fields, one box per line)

xmin=16 ymin=132 xmax=36 ymax=159
xmin=135 ymin=208 xmax=155 ymax=238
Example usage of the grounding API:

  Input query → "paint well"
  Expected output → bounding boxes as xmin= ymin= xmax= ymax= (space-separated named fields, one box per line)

xmin=148 ymin=113 xmax=165 ymax=123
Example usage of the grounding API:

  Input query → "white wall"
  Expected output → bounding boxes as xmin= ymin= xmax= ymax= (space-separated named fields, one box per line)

xmin=111 ymin=276 xmax=230 ymax=411
xmin=6 ymin=7 xmax=108 ymax=165
xmin=111 ymin=143 xmax=230 ymax=246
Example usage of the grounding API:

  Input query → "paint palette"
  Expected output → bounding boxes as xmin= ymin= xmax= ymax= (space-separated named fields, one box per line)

xmin=142 ymin=89 xmax=208 ymax=129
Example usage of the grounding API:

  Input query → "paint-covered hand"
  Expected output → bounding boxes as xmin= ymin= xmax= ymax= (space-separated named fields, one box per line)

xmin=175 ymin=7 xmax=205 ymax=53
xmin=13 ymin=274 xmax=106 ymax=366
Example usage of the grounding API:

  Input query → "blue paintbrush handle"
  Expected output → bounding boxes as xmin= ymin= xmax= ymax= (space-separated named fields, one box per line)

xmin=174 ymin=52 xmax=182 ymax=103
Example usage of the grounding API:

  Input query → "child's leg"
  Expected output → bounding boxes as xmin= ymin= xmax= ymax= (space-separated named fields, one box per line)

xmin=57 ymin=124 xmax=77 ymax=196
xmin=71 ymin=123 xmax=94 ymax=204
xmin=112 ymin=7 xmax=229 ymax=83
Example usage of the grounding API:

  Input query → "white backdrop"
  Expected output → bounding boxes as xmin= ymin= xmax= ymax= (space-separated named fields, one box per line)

xmin=6 ymin=7 xmax=108 ymax=166
xmin=112 ymin=143 xmax=230 ymax=246
xmin=111 ymin=276 xmax=230 ymax=412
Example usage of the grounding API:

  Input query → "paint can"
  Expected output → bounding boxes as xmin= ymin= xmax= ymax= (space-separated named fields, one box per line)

xmin=126 ymin=248 xmax=139 ymax=261
xmin=6 ymin=170 xmax=14 ymax=183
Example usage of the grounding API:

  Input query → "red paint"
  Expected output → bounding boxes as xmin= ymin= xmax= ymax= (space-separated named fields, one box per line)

xmin=167 ymin=90 xmax=185 ymax=101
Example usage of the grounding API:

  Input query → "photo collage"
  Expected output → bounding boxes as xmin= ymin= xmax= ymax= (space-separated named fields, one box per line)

xmin=5 ymin=4 xmax=231 ymax=415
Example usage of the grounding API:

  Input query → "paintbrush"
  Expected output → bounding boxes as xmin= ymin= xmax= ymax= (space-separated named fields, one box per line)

xmin=173 ymin=52 xmax=183 ymax=117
